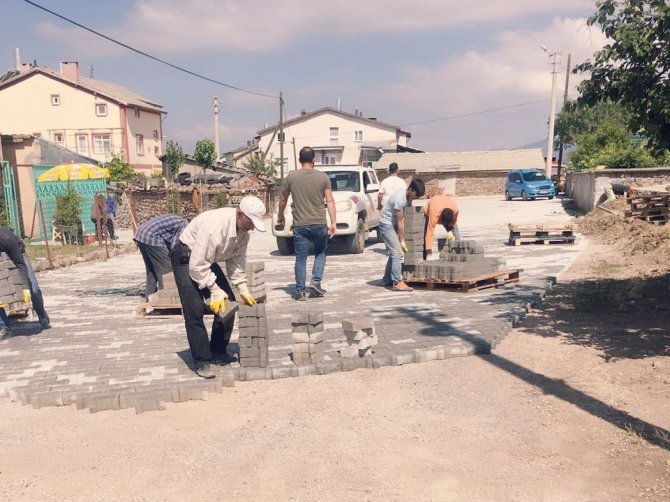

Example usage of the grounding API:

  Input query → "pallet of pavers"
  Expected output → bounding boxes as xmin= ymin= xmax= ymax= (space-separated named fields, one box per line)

xmin=508 ymin=223 xmax=577 ymax=246
xmin=400 ymin=224 xmax=520 ymax=292
xmin=137 ymin=261 xmax=266 ymax=318
xmin=625 ymin=191 xmax=670 ymax=224
xmin=0 ymin=252 xmax=31 ymax=316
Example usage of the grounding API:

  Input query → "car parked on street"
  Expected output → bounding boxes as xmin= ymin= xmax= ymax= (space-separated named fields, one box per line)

xmin=272 ymin=165 xmax=382 ymax=254
xmin=505 ymin=169 xmax=556 ymax=201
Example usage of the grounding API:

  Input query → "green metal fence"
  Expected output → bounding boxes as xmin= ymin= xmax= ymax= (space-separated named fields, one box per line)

xmin=1 ymin=161 xmax=22 ymax=235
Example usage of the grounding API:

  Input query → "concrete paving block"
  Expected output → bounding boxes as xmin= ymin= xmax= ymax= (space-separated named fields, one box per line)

xmin=292 ymin=331 xmax=310 ymax=343
xmin=134 ymin=396 xmax=167 ymax=414
xmin=291 ymin=322 xmax=309 ymax=334
xmin=392 ymin=353 xmax=416 ymax=366
xmin=308 ymin=340 xmax=323 ymax=354
xmin=245 ymin=367 xmax=272 ymax=381
xmin=341 ymin=317 xmax=375 ymax=332
xmin=343 ymin=357 xmax=368 ymax=371
xmin=232 ymin=366 xmax=246 ymax=381
xmin=88 ymin=394 xmax=121 ymax=413
xmin=372 ymin=355 xmax=393 ymax=369
xmin=321 ymin=360 xmax=343 ymax=374
xmin=272 ymin=366 xmax=297 ymax=379
xmin=240 ymin=357 xmax=261 ymax=367
xmin=309 ymin=352 xmax=324 ymax=363
xmin=291 ymin=352 xmax=312 ymax=365
xmin=178 ymin=383 xmax=208 ymax=402
xmin=251 ymin=337 xmax=268 ymax=348
xmin=31 ymin=390 xmax=65 ymax=408
xmin=214 ymin=369 xmax=236 ymax=388
xmin=292 ymin=342 xmax=310 ymax=354
xmin=297 ymin=364 xmax=318 ymax=377
xmin=339 ymin=346 xmax=360 ymax=359
xmin=292 ymin=310 xmax=311 ymax=324
xmin=307 ymin=330 xmax=324 ymax=343
xmin=240 ymin=346 xmax=261 ymax=358
xmin=308 ymin=321 xmax=324 ymax=334
xmin=357 ymin=335 xmax=379 ymax=350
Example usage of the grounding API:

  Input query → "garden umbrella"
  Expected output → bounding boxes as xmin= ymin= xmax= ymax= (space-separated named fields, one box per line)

xmin=37 ymin=163 xmax=110 ymax=182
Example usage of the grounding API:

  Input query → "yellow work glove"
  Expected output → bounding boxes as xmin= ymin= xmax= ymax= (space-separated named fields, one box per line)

xmin=208 ymin=285 xmax=227 ymax=315
xmin=22 ymin=289 xmax=31 ymax=303
xmin=401 ymin=241 xmax=409 ymax=253
xmin=447 ymin=231 xmax=456 ymax=241
xmin=240 ymin=293 xmax=257 ymax=306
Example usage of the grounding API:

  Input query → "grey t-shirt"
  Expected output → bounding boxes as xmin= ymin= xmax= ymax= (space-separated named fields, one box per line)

xmin=282 ymin=169 xmax=331 ymax=227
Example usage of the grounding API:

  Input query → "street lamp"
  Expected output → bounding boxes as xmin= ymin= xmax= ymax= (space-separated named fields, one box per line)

xmin=541 ymin=45 xmax=560 ymax=179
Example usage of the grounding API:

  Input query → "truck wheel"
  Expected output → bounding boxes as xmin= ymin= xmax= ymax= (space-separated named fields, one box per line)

xmin=276 ymin=237 xmax=294 ymax=255
xmin=505 ymin=191 xmax=511 ymax=201
xmin=548 ymin=196 xmax=554 ymax=200
xmin=347 ymin=218 xmax=366 ymax=254
xmin=521 ymin=190 xmax=528 ymax=201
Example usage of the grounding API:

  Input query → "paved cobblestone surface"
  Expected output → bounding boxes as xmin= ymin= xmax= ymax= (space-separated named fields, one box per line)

xmin=0 ymin=197 xmax=585 ymax=412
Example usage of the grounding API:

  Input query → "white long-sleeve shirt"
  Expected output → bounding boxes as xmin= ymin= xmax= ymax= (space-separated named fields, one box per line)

xmin=179 ymin=207 xmax=250 ymax=295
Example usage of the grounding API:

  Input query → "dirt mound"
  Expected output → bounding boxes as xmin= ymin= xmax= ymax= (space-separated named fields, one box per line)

xmin=577 ymin=199 xmax=670 ymax=275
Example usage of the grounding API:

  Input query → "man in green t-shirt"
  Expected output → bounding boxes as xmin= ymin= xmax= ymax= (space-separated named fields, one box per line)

xmin=278 ymin=146 xmax=337 ymax=301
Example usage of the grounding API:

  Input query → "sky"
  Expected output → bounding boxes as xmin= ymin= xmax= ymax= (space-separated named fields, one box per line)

xmin=1 ymin=0 xmax=607 ymax=155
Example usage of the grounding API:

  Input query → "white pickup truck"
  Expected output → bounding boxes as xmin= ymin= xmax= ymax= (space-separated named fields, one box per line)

xmin=272 ymin=165 xmax=382 ymax=254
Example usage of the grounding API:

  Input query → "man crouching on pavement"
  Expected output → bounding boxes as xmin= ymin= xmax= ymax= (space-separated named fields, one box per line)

xmin=172 ymin=196 xmax=266 ymax=379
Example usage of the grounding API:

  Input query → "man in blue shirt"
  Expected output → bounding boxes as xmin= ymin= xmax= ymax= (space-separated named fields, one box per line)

xmin=379 ymin=178 xmax=425 ymax=291
xmin=134 ymin=214 xmax=188 ymax=298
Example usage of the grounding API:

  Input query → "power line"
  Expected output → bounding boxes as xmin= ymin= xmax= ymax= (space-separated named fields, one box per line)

xmin=400 ymin=98 xmax=549 ymax=127
xmin=21 ymin=0 xmax=278 ymax=99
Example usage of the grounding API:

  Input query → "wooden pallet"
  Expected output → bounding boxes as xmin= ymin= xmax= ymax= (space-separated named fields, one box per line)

xmin=625 ymin=192 xmax=670 ymax=225
xmin=406 ymin=269 xmax=520 ymax=292
xmin=136 ymin=299 xmax=259 ymax=319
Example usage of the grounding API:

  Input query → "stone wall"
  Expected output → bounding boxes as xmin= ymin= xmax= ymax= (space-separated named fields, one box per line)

xmin=381 ymin=171 xmax=506 ymax=197
xmin=114 ymin=187 xmax=269 ymax=229
xmin=566 ymin=167 xmax=670 ymax=212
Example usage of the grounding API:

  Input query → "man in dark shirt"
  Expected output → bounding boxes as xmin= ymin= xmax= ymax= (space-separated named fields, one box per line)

xmin=0 ymin=227 xmax=50 ymax=339
xmin=133 ymin=214 xmax=188 ymax=298
xmin=277 ymin=146 xmax=337 ymax=301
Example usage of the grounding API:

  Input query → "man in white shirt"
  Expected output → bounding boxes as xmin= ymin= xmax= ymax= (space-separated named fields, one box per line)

xmin=377 ymin=162 xmax=407 ymax=210
xmin=172 ymin=196 xmax=266 ymax=379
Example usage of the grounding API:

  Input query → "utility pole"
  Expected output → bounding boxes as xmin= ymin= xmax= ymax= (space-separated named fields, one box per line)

xmin=89 ymin=63 xmax=95 ymax=79
xmin=279 ymin=91 xmax=285 ymax=181
xmin=213 ymin=96 xmax=221 ymax=161
xmin=544 ymin=51 xmax=560 ymax=179
xmin=556 ymin=53 xmax=571 ymax=184
xmin=292 ymin=137 xmax=297 ymax=171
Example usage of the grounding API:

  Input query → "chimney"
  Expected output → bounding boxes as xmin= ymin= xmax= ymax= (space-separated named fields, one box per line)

xmin=337 ymin=98 xmax=341 ymax=110
xmin=18 ymin=62 xmax=32 ymax=73
xmin=354 ymin=107 xmax=359 ymax=116
xmin=300 ymin=109 xmax=306 ymax=116
xmin=60 ymin=61 xmax=79 ymax=81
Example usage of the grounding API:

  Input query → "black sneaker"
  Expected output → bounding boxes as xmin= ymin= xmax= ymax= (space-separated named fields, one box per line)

xmin=39 ymin=317 xmax=51 ymax=329
xmin=295 ymin=292 xmax=308 ymax=302
xmin=211 ymin=352 xmax=237 ymax=365
xmin=195 ymin=363 xmax=216 ymax=379
xmin=309 ymin=283 xmax=327 ymax=297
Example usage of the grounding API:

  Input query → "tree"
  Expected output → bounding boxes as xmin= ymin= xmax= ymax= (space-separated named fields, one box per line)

xmin=54 ymin=185 xmax=83 ymax=244
xmin=105 ymin=153 xmax=136 ymax=181
xmin=165 ymin=140 xmax=185 ymax=179
xmin=243 ymin=152 xmax=279 ymax=177
xmin=575 ymin=0 xmax=670 ymax=153
xmin=193 ymin=139 xmax=216 ymax=175
xmin=555 ymin=101 xmax=657 ymax=170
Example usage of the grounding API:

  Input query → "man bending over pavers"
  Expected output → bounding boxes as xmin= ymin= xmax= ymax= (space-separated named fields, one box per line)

xmin=424 ymin=193 xmax=460 ymax=257
xmin=379 ymin=179 xmax=426 ymax=291
xmin=0 ymin=226 xmax=50 ymax=339
xmin=277 ymin=146 xmax=337 ymax=301
xmin=134 ymin=214 xmax=188 ymax=298
xmin=172 ymin=196 xmax=266 ymax=379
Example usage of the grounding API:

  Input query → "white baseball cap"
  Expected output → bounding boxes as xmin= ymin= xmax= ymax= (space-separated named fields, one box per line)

xmin=238 ymin=196 xmax=267 ymax=232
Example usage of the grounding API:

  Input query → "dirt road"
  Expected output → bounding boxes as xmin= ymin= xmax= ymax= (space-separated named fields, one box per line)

xmin=1 ymin=316 xmax=668 ymax=501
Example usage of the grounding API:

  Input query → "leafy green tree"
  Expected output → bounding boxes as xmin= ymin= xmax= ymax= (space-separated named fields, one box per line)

xmin=575 ymin=0 xmax=670 ymax=153
xmin=194 ymin=139 xmax=216 ymax=175
xmin=556 ymin=100 xmax=661 ymax=170
xmin=105 ymin=153 xmax=136 ymax=181
xmin=165 ymin=139 xmax=185 ymax=179
xmin=54 ymin=186 xmax=83 ymax=243
xmin=243 ymin=152 xmax=279 ymax=177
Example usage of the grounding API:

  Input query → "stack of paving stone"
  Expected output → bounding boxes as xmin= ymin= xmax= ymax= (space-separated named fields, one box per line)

xmin=401 ymin=206 xmax=425 ymax=278
xmin=0 ymin=252 xmax=29 ymax=314
xmin=244 ymin=262 xmax=266 ymax=302
xmin=402 ymin=240 xmax=507 ymax=282
xmin=339 ymin=317 xmax=377 ymax=358
xmin=146 ymin=272 xmax=180 ymax=305
xmin=238 ymin=304 xmax=269 ymax=367
xmin=291 ymin=310 xmax=325 ymax=364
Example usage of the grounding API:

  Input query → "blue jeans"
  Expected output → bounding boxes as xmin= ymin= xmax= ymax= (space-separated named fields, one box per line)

xmin=293 ymin=225 xmax=329 ymax=294
xmin=379 ymin=223 xmax=403 ymax=284
xmin=23 ymin=253 xmax=48 ymax=324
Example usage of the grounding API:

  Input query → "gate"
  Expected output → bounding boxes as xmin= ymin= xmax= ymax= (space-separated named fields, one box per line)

xmin=1 ymin=161 xmax=22 ymax=235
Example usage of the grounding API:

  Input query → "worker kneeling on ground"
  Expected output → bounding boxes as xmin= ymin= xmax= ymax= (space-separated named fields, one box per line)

xmin=378 ymin=178 xmax=426 ymax=292
xmin=172 ymin=196 xmax=265 ymax=379
xmin=423 ymin=193 xmax=460 ymax=257
xmin=134 ymin=214 xmax=189 ymax=299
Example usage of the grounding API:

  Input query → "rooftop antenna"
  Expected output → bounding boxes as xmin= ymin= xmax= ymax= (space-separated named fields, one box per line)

xmin=89 ymin=63 xmax=95 ymax=79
